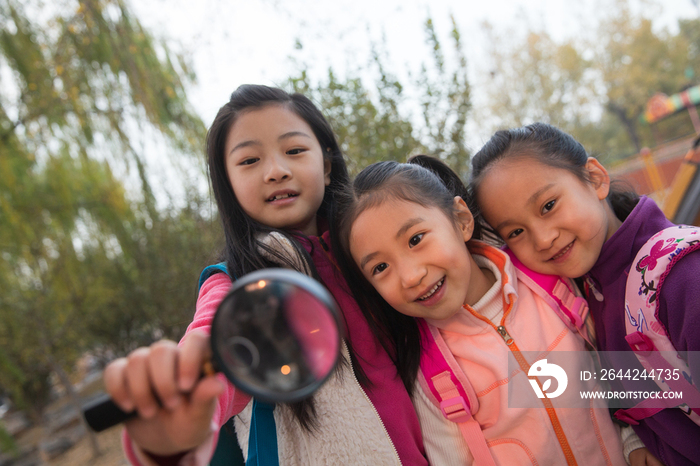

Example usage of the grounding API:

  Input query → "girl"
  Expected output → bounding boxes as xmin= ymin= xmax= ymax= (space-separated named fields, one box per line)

xmin=102 ymin=84 xmax=428 ymax=465
xmin=470 ymin=122 xmax=699 ymax=466
xmin=331 ymin=155 xmax=627 ymax=465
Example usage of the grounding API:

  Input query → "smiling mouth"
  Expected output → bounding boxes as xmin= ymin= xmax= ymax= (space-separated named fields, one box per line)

xmin=550 ymin=241 xmax=574 ymax=261
xmin=267 ymin=193 xmax=298 ymax=202
xmin=417 ymin=278 xmax=444 ymax=301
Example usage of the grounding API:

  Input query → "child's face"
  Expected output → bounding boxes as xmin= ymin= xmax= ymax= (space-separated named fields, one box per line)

xmin=477 ymin=157 xmax=621 ymax=278
xmin=225 ymin=104 xmax=331 ymax=236
xmin=349 ymin=197 xmax=485 ymax=320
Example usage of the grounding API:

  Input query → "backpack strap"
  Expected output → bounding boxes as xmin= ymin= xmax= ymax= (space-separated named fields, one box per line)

xmin=417 ymin=319 xmax=496 ymax=466
xmin=503 ymin=249 xmax=592 ymax=346
xmin=246 ymin=399 xmax=279 ymax=466
xmin=198 ymin=262 xmax=230 ymax=290
xmin=198 ymin=263 xmax=280 ymax=466
xmin=616 ymin=225 xmax=700 ymax=426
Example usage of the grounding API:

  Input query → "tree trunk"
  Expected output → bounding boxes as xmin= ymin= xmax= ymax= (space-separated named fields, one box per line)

xmin=607 ymin=102 xmax=642 ymax=153
xmin=46 ymin=355 xmax=102 ymax=459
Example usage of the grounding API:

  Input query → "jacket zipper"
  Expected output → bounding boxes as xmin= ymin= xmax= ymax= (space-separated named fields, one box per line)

xmin=469 ymin=298 xmax=578 ymax=466
xmin=342 ymin=339 xmax=402 ymax=465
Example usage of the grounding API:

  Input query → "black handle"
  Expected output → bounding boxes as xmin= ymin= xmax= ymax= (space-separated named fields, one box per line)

xmin=82 ymin=393 xmax=137 ymax=432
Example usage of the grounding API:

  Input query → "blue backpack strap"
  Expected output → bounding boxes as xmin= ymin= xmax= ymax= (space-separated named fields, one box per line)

xmin=199 ymin=263 xmax=280 ymax=466
xmin=246 ymin=400 xmax=279 ymax=466
xmin=198 ymin=262 xmax=230 ymax=290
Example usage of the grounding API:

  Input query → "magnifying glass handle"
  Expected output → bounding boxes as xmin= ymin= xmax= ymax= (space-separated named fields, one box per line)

xmin=83 ymin=393 xmax=137 ymax=432
xmin=82 ymin=361 xmax=218 ymax=432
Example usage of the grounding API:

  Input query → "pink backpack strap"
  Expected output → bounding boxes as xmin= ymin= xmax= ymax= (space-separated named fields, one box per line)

xmin=616 ymin=225 xmax=700 ymax=426
xmin=503 ymin=249 xmax=592 ymax=345
xmin=417 ymin=319 xmax=496 ymax=466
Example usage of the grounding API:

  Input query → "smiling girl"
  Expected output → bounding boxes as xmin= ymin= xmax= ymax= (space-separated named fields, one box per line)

xmin=332 ymin=156 xmax=627 ymax=465
xmin=471 ymin=122 xmax=699 ymax=466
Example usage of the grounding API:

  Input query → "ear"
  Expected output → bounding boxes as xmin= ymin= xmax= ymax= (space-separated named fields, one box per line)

xmin=323 ymin=156 xmax=332 ymax=186
xmin=586 ymin=157 xmax=611 ymax=201
xmin=453 ymin=196 xmax=475 ymax=242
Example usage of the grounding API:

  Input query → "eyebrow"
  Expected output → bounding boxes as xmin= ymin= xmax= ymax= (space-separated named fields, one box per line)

xmin=396 ymin=217 xmax=424 ymax=239
xmin=228 ymin=131 xmax=313 ymax=157
xmin=359 ymin=252 xmax=378 ymax=271
xmin=494 ymin=183 xmax=555 ymax=231
xmin=358 ymin=217 xmax=424 ymax=270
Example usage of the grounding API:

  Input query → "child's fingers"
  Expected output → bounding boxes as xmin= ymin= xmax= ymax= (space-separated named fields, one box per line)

xmin=147 ymin=340 xmax=183 ymax=410
xmin=188 ymin=374 xmax=225 ymax=427
xmin=125 ymin=347 xmax=160 ymax=419
xmin=103 ymin=357 xmax=134 ymax=412
xmin=178 ymin=329 xmax=211 ymax=392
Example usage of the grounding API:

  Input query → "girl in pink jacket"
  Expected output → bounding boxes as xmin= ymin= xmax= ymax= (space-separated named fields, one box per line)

xmin=331 ymin=155 xmax=628 ymax=465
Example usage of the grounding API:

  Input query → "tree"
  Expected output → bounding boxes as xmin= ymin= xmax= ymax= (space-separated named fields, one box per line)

xmin=479 ymin=25 xmax=598 ymax=144
xmin=477 ymin=0 xmax=699 ymax=160
xmin=595 ymin=0 xmax=692 ymax=152
xmin=0 ymin=0 xmax=210 ymax=457
xmin=288 ymin=15 xmax=473 ymax=177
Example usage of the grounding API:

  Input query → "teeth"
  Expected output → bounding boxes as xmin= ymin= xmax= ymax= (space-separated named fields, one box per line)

xmin=269 ymin=193 xmax=296 ymax=201
xmin=418 ymin=278 xmax=444 ymax=301
xmin=552 ymin=243 xmax=572 ymax=260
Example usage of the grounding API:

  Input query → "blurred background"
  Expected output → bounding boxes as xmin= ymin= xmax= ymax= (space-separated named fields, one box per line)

xmin=1 ymin=0 xmax=698 ymax=464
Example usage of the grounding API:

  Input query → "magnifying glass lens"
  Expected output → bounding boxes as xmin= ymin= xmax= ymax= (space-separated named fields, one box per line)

xmin=211 ymin=270 xmax=341 ymax=403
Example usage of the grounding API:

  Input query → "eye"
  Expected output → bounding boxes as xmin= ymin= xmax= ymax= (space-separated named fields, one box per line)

xmin=409 ymin=233 xmax=424 ymax=248
xmin=542 ymin=200 xmax=555 ymax=214
xmin=507 ymin=228 xmax=523 ymax=239
xmin=286 ymin=148 xmax=306 ymax=155
xmin=372 ymin=263 xmax=388 ymax=275
xmin=239 ymin=157 xmax=259 ymax=166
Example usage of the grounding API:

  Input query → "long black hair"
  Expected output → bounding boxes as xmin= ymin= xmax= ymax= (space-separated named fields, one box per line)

xmin=206 ymin=84 xmax=350 ymax=430
xmin=207 ymin=84 xmax=349 ymax=279
xmin=330 ymin=155 xmax=480 ymax=395
xmin=470 ymin=122 xmax=639 ymax=223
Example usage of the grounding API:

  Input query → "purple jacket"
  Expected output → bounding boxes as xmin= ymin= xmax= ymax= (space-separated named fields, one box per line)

xmin=586 ymin=196 xmax=700 ymax=466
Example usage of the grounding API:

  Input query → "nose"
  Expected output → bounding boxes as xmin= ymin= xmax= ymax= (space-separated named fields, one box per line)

xmin=264 ymin=154 xmax=292 ymax=183
xmin=533 ymin=227 xmax=558 ymax=252
xmin=398 ymin=259 xmax=427 ymax=289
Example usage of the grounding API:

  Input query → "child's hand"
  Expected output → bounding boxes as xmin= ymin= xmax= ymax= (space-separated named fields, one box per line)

xmin=103 ymin=329 xmax=225 ymax=455
xmin=628 ymin=447 xmax=665 ymax=466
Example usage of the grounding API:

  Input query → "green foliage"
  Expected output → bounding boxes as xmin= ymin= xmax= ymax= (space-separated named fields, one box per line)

xmin=289 ymin=15 xmax=472 ymax=177
xmin=479 ymin=0 xmax=699 ymax=160
xmin=596 ymin=1 xmax=693 ymax=152
xmin=0 ymin=423 xmax=18 ymax=456
xmin=0 ymin=0 xmax=211 ymax=417
xmin=290 ymin=68 xmax=418 ymax=175
xmin=416 ymin=16 xmax=472 ymax=177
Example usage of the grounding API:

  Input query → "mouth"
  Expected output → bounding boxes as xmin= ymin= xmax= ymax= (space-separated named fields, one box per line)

xmin=549 ymin=241 xmax=574 ymax=261
xmin=267 ymin=192 xmax=299 ymax=202
xmin=417 ymin=277 xmax=445 ymax=301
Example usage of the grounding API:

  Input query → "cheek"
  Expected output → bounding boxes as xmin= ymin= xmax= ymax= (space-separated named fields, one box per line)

xmin=231 ymin=183 xmax=258 ymax=216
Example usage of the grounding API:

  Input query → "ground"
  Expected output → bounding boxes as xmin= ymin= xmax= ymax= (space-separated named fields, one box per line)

xmin=48 ymin=425 xmax=128 ymax=466
xmin=5 ymin=372 xmax=130 ymax=466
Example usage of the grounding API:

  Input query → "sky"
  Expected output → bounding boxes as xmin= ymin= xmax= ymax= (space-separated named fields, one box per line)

xmin=123 ymin=0 xmax=700 ymax=203
xmin=131 ymin=0 xmax=699 ymax=136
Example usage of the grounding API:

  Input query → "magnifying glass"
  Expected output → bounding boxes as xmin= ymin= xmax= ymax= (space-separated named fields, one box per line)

xmin=82 ymin=269 xmax=342 ymax=432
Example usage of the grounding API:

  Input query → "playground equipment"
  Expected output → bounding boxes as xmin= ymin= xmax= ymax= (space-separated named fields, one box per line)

xmin=610 ymin=85 xmax=700 ymax=225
